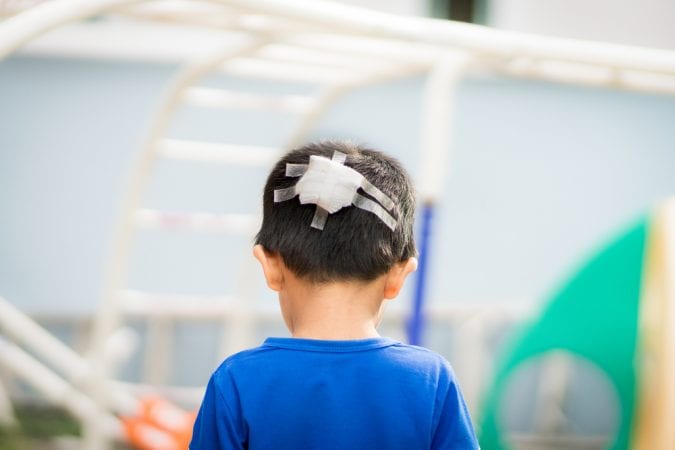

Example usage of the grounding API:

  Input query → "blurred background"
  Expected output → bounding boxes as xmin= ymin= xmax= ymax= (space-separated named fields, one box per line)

xmin=1 ymin=1 xmax=674 ymax=449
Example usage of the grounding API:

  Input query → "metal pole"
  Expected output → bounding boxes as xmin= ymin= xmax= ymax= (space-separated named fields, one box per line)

xmin=407 ymin=54 xmax=471 ymax=345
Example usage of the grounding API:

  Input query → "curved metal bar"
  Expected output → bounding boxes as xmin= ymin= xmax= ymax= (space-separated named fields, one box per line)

xmin=223 ymin=0 xmax=675 ymax=76
xmin=0 ymin=0 xmax=143 ymax=60
xmin=84 ymin=38 xmax=270 ymax=450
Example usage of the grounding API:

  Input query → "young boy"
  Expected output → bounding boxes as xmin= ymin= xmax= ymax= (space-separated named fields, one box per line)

xmin=190 ymin=141 xmax=478 ymax=449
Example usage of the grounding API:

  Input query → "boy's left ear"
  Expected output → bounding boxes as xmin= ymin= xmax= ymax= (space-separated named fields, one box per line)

xmin=383 ymin=257 xmax=418 ymax=299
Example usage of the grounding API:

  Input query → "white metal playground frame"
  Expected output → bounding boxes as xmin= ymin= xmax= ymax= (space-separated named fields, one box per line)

xmin=1 ymin=1 xmax=675 ymax=449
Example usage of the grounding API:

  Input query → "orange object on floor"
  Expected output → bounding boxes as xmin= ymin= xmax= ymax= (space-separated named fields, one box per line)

xmin=123 ymin=397 xmax=197 ymax=450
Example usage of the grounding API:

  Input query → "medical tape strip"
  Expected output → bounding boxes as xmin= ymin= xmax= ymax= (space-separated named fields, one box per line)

xmin=285 ymin=163 xmax=308 ymax=177
xmin=311 ymin=207 xmax=329 ymax=229
xmin=331 ymin=151 xmax=347 ymax=165
xmin=360 ymin=179 xmax=395 ymax=212
xmin=353 ymin=194 xmax=397 ymax=231
xmin=273 ymin=186 xmax=297 ymax=202
xmin=273 ymin=151 xmax=398 ymax=231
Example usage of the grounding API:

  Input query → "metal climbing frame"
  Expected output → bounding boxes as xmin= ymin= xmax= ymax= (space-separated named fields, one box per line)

xmin=1 ymin=1 xmax=675 ymax=449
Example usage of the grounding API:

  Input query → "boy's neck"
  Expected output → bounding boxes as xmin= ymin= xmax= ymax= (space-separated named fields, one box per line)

xmin=279 ymin=273 xmax=387 ymax=340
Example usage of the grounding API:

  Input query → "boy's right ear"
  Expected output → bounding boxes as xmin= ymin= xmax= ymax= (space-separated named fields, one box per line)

xmin=253 ymin=245 xmax=284 ymax=292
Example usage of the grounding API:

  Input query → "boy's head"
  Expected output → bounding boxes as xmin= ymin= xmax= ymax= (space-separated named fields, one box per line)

xmin=255 ymin=140 xmax=416 ymax=283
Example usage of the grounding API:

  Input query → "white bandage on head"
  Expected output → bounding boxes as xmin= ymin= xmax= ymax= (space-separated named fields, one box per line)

xmin=273 ymin=151 xmax=398 ymax=231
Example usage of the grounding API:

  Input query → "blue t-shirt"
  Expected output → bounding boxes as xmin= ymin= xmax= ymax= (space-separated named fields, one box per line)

xmin=190 ymin=337 xmax=478 ymax=449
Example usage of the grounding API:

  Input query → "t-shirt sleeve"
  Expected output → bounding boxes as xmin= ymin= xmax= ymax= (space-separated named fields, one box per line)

xmin=190 ymin=370 xmax=248 ymax=450
xmin=431 ymin=362 xmax=480 ymax=449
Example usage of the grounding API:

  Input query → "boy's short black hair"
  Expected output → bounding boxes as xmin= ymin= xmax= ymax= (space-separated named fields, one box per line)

xmin=255 ymin=140 xmax=416 ymax=282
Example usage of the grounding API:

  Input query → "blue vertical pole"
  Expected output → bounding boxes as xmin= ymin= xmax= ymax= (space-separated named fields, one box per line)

xmin=407 ymin=202 xmax=433 ymax=346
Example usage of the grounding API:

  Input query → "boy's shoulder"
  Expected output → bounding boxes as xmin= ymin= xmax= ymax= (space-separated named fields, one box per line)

xmin=383 ymin=342 xmax=457 ymax=377
xmin=215 ymin=345 xmax=277 ymax=373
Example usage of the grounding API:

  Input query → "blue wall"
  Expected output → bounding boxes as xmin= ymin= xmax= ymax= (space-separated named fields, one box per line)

xmin=2 ymin=55 xmax=675 ymax=435
xmin=2 ymin=55 xmax=674 ymax=317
